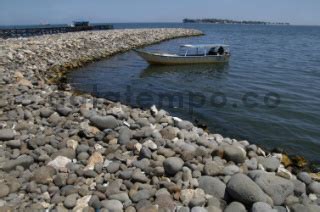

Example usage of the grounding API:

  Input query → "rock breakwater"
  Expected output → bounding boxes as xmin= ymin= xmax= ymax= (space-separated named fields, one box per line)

xmin=0 ymin=29 xmax=319 ymax=211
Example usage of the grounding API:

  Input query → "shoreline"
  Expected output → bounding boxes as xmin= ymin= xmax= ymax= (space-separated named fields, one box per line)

xmin=0 ymin=29 xmax=319 ymax=211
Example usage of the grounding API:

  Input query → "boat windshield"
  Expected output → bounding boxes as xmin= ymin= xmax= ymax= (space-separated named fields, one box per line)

xmin=179 ymin=44 xmax=229 ymax=56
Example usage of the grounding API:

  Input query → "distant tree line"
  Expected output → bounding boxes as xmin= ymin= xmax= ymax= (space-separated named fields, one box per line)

xmin=183 ymin=18 xmax=290 ymax=25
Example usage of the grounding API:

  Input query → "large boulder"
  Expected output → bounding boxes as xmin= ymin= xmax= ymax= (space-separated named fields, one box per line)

xmin=198 ymin=176 xmax=226 ymax=199
xmin=226 ymin=173 xmax=267 ymax=205
xmin=254 ymin=174 xmax=294 ymax=205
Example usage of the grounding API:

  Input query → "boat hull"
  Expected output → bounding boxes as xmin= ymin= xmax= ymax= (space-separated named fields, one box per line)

xmin=135 ymin=50 xmax=230 ymax=65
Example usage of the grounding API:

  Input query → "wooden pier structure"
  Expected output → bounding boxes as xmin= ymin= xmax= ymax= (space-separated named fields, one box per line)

xmin=0 ymin=22 xmax=114 ymax=39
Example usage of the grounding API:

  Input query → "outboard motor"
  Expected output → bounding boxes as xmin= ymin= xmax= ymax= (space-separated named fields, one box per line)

xmin=217 ymin=46 xmax=225 ymax=55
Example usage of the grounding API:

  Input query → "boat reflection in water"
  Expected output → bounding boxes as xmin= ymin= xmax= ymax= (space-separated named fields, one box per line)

xmin=139 ymin=63 xmax=229 ymax=78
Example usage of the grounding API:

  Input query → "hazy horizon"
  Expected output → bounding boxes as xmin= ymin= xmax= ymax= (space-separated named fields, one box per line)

xmin=1 ymin=0 xmax=319 ymax=26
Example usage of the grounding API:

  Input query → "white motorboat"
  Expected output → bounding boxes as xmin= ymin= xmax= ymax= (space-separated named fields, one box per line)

xmin=134 ymin=44 xmax=230 ymax=65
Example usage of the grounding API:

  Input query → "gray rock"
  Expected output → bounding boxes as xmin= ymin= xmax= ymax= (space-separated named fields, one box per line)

xmin=53 ymin=174 xmax=67 ymax=187
xmin=224 ymin=202 xmax=246 ymax=212
xmin=176 ymin=120 xmax=193 ymax=131
xmin=83 ymin=170 xmax=97 ymax=178
xmin=109 ymin=192 xmax=131 ymax=203
xmin=247 ymin=170 xmax=267 ymax=179
xmin=223 ymin=165 xmax=240 ymax=175
xmin=48 ymin=112 xmax=62 ymax=125
xmin=160 ymin=126 xmax=178 ymax=140
xmin=203 ymin=161 xmax=224 ymax=176
xmin=207 ymin=197 xmax=222 ymax=208
xmin=48 ymin=156 xmax=72 ymax=170
xmin=40 ymin=108 xmax=54 ymax=118
xmin=60 ymin=185 xmax=78 ymax=196
xmin=273 ymin=206 xmax=287 ymax=212
xmin=0 ymin=129 xmax=15 ymax=141
xmin=132 ymin=170 xmax=149 ymax=183
xmin=0 ymin=183 xmax=10 ymax=198
xmin=32 ymin=166 xmax=57 ymax=184
xmin=307 ymin=204 xmax=320 ymax=212
xmin=179 ymin=207 xmax=191 ymax=212
xmin=130 ymin=189 xmax=152 ymax=202
xmin=206 ymin=206 xmax=222 ymax=212
xmin=105 ymin=180 xmax=122 ymax=196
xmin=254 ymin=174 xmax=294 ymax=205
xmin=198 ymin=176 xmax=226 ymax=199
xmin=133 ymin=158 xmax=150 ymax=171
xmin=56 ymin=105 xmax=73 ymax=116
xmin=89 ymin=195 xmax=101 ymax=209
xmin=191 ymin=207 xmax=207 ymax=212
xmin=285 ymin=195 xmax=299 ymax=206
xmin=106 ymin=162 xmax=120 ymax=174
xmin=252 ymin=202 xmax=276 ymax=212
xmin=119 ymin=170 xmax=133 ymax=180
xmin=5 ymin=177 xmax=21 ymax=193
xmin=25 ymin=203 xmax=45 ymax=211
xmin=76 ymin=144 xmax=90 ymax=153
xmin=189 ymin=196 xmax=206 ymax=207
xmin=163 ymin=157 xmax=184 ymax=175
xmin=138 ymin=205 xmax=158 ymax=212
xmin=77 ymin=152 xmax=90 ymax=160
xmin=101 ymin=200 xmax=123 ymax=211
xmin=155 ymin=194 xmax=176 ymax=211
xmin=226 ymin=173 xmax=267 ymax=205
xmin=6 ymin=140 xmax=21 ymax=148
xmin=258 ymin=156 xmax=280 ymax=172
xmin=291 ymin=179 xmax=306 ymax=196
xmin=245 ymin=158 xmax=258 ymax=170
xmin=140 ymin=146 xmax=152 ymax=159
xmin=52 ymin=148 xmax=76 ymax=159
xmin=0 ymin=100 xmax=8 ymax=108
xmin=223 ymin=146 xmax=246 ymax=164
xmin=297 ymin=172 xmax=312 ymax=185
xmin=64 ymin=194 xmax=78 ymax=209
xmin=90 ymin=115 xmax=119 ymax=130
xmin=0 ymin=155 xmax=34 ymax=171
xmin=308 ymin=181 xmax=320 ymax=194
xmin=118 ymin=127 xmax=131 ymax=145
xmin=290 ymin=204 xmax=308 ymax=212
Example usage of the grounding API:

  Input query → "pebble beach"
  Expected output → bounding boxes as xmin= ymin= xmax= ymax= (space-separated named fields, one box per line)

xmin=0 ymin=28 xmax=320 ymax=212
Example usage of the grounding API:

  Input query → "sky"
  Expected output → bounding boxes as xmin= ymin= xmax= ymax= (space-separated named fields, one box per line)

xmin=0 ymin=0 xmax=319 ymax=26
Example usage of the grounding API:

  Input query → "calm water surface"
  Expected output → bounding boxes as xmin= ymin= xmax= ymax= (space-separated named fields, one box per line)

xmin=68 ymin=23 xmax=320 ymax=161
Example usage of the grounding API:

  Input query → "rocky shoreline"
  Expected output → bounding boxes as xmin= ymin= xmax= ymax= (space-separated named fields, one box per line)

xmin=0 ymin=29 xmax=319 ymax=212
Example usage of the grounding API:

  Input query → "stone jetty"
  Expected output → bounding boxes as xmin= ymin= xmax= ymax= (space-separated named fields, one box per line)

xmin=0 ymin=29 xmax=319 ymax=211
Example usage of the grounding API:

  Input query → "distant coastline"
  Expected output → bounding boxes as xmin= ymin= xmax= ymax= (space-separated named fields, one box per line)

xmin=183 ymin=18 xmax=290 ymax=25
